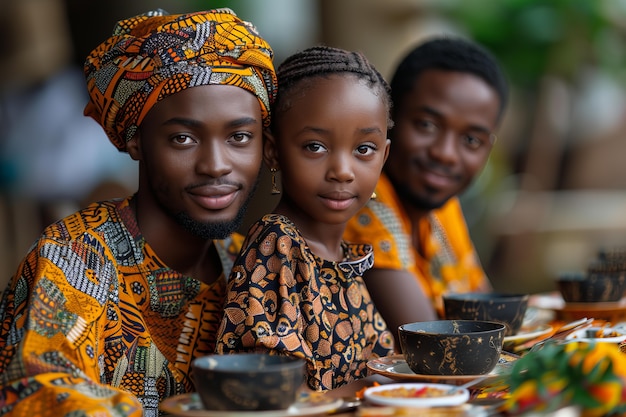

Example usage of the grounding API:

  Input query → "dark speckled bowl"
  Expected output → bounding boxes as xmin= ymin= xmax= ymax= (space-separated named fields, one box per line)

xmin=557 ymin=272 xmax=626 ymax=303
xmin=192 ymin=353 xmax=306 ymax=411
xmin=399 ymin=320 xmax=505 ymax=376
xmin=442 ymin=292 xmax=529 ymax=336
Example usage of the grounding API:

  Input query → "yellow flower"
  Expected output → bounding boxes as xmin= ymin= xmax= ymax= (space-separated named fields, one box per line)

xmin=565 ymin=341 xmax=626 ymax=376
xmin=588 ymin=380 xmax=623 ymax=407
xmin=505 ymin=341 xmax=626 ymax=415
xmin=505 ymin=374 xmax=568 ymax=413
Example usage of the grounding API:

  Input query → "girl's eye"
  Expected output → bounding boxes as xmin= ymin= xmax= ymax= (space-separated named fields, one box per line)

xmin=172 ymin=134 xmax=195 ymax=145
xmin=305 ymin=142 xmax=326 ymax=153
xmin=356 ymin=144 xmax=376 ymax=156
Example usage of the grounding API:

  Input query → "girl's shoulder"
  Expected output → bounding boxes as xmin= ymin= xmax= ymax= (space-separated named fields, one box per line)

xmin=249 ymin=214 xmax=300 ymax=238
xmin=242 ymin=214 xmax=306 ymax=251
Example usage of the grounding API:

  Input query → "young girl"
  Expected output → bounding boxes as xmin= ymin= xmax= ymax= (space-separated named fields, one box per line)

xmin=215 ymin=46 xmax=394 ymax=391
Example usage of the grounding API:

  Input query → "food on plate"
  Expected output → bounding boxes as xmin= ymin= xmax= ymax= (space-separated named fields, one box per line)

xmin=565 ymin=325 xmax=626 ymax=343
xmin=371 ymin=386 xmax=455 ymax=398
xmin=364 ymin=383 xmax=470 ymax=408
xmin=358 ymin=404 xmax=479 ymax=417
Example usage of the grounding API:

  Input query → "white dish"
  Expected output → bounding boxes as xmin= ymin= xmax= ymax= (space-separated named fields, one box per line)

xmin=565 ymin=326 xmax=626 ymax=343
xmin=364 ymin=382 xmax=469 ymax=408
xmin=160 ymin=392 xmax=343 ymax=417
xmin=503 ymin=323 xmax=553 ymax=348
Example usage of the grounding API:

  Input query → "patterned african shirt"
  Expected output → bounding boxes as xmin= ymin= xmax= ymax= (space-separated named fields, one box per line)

xmin=344 ymin=173 xmax=491 ymax=316
xmin=0 ymin=197 xmax=242 ymax=417
xmin=216 ymin=214 xmax=395 ymax=391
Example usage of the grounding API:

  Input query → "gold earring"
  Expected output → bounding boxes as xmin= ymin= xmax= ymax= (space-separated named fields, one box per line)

xmin=371 ymin=191 xmax=377 ymax=200
xmin=270 ymin=168 xmax=280 ymax=195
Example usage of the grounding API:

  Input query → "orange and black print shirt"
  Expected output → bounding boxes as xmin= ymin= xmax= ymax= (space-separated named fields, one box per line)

xmin=0 ymin=197 xmax=240 ymax=416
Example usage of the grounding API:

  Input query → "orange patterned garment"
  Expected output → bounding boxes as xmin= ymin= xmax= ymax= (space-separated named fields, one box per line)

xmin=0 ymin=198 xmax=241 ymax=416
xmin=344 ymin=173 xmax=491 ymax=315
xmin=216 ymin=214 xmax=395 ymax=391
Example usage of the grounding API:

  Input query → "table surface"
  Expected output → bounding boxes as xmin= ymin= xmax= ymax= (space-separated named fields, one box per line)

xmin=320 ymin=313 xmax=610 ymax=417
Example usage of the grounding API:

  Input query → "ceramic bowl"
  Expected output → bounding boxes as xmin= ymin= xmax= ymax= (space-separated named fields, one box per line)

xmin=557 ymin=272 xmax=626 ymax=303
xmin=398 ymin=320 xmax=505 ymax=376
xmin=191 ymin=353 xmax=306 ymax=411
xmin=442 ymin=292 xmax=529 ymax=336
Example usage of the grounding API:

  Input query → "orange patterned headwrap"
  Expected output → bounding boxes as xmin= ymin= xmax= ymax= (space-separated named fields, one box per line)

xmin=84 ymin=8 xmax=277 ymax=152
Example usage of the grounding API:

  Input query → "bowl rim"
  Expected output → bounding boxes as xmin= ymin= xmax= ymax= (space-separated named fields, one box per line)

xmin=399 ymin=319 xmax=507 ymax=335
xmin=191 ymin=353 xmax=306 ymax=373
xmin=557 ymin=276 xmax=626 ymax=282
xmin=442 ymin=292 xmax=530 ymax=302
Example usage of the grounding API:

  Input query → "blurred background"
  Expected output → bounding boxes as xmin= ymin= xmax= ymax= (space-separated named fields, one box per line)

xmin=1 ymin=0 xmax=626 ymax=295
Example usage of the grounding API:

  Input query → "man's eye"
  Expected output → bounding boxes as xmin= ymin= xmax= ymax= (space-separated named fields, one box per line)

xmin=415 ymin=119 xmax=438 ymax=134
xmin=172 ymin=135 xmax=195 ymax=145
xmin=231 ymin=132 xmax=252 ymax=143
xmin=463 ymin=134 xmax=485 ymax=150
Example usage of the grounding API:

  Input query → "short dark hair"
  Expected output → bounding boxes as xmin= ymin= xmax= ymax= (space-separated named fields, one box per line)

xmin=390 ymin=37 xmax=508 ymax=122
xmin=272 ymin=45 xmax=393 ymax=128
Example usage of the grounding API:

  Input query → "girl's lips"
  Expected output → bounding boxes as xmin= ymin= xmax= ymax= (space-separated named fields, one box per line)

xmin=320 ymin=196 xmax=356 ymax=211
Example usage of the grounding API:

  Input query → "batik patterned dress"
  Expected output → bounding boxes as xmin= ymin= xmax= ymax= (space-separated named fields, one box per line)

xmin=0 ymin=197 xmax=241 ymax=417
xmin=216 ymin=214 xmax=395 ymax=391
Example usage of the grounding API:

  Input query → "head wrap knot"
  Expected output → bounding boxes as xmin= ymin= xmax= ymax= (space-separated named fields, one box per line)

xmin=84 ymin=8 xmax=277 ymax=151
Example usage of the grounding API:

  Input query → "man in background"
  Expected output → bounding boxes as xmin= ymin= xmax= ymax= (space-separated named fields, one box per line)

xmin=345 ymin=37 xmax=509 ymax=340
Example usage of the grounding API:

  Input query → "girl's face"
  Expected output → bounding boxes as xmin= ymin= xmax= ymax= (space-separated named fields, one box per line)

xmin=267 ymin=74 xmax=390 ymax=230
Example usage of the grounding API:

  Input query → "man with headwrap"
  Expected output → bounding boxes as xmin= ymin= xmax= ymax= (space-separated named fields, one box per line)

xmin=0 ymin=9 xmax=277 ymax=417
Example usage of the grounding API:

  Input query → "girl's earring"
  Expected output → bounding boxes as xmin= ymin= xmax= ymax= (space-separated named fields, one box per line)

xmin=270 ymin=168 xmax=281 ymax=195
xmin=370 ymin=191 xmax=377 ymax=200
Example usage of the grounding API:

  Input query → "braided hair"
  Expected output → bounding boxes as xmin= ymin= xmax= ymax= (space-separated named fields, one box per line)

xmin=390 ymin=37 xmax=508 ymax=122
xmin=272 ymin=45 xmax=393 ymax=129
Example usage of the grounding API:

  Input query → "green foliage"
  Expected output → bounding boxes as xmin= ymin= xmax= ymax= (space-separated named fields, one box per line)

xmin=440 ymin=0 xmax=625 ymax=87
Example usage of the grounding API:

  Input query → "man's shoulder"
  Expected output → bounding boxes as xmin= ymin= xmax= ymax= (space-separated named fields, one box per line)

xmin=431 ymin=197 xmax=468 ymax=229
xmin=41 ymin=198 xmax=131 ymax=242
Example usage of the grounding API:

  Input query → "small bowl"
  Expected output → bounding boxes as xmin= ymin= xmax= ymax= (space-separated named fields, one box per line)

xmin=398 ymin=320 xmax=505 ymax=376
xmin=191 ymin=353 xmax=306 ymax=411
xmin=442 ymin=292 xmax=529 ymax=336
xmin=364 ymin=382 xmax=470 ymax=408
xmin=557 ymin=272 xmax=626 ymax=303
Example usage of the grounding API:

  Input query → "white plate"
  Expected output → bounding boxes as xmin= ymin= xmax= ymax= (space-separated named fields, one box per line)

xmin=366 ymin=353 xmax=518 ymax=386
xmin=565 ymin=326 xmax=626 ymax=343
xmin=364 ymin=382 xmax=469 ymax=407
xmin=503 ymin=323 xmax=553 ymax=348
xmin=160 ymin=392 xmax=343 ymax=417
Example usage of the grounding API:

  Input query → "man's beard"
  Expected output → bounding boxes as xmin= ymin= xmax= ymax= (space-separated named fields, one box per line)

xmin=390 ymin=176 xmax=448 ymax=211
xmin=175 ymin=177 xmax=259 ymax=240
